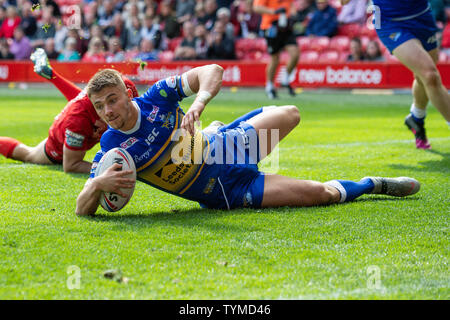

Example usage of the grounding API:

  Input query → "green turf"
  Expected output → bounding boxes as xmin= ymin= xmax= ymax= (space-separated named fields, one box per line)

xmin=0 ymin=86 xmax=448 ymax=299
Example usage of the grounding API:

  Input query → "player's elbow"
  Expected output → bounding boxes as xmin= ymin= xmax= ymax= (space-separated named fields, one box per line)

xmin=211 ymin=63 xmax=224 ymax=79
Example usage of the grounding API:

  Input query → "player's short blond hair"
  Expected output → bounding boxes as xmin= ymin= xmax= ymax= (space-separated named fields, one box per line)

xmin=86 ymin=69 xmax=127 ymax=98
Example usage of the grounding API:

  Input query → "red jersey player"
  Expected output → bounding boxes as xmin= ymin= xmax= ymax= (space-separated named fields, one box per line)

xmin=0 ymin=48 xmax=139 ymax=173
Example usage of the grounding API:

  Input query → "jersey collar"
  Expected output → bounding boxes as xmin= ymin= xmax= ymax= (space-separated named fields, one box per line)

xmin=119 ymin=101 xmax=141 ymax=135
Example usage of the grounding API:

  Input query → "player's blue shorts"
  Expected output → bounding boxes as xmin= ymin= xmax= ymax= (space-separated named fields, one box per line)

xmin=376 ymin=9 xmax=438 ymax=53
xmin=185 ymin=122 xmax=265 ymax=210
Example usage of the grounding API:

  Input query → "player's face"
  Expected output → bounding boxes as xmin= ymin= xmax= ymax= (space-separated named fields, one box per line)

xmin=91 ymin=85 xmax=133 ymax=131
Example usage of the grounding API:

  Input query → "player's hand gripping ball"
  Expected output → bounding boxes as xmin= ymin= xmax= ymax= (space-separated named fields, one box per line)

xmin=95 ymin=148 xmax=136 ymax=212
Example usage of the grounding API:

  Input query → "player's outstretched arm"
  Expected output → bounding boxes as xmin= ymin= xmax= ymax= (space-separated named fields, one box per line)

xmin=63 ymin=146 xmax=92 ymax=174
xmin=180 ymin=64 xmax=224 ymax=136
xmin=75 ymin=163 xmax=135 ymax=216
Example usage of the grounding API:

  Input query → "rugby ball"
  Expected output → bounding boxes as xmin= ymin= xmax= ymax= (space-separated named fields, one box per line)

xmin=95 ymin=147 xmax=136 ymax=212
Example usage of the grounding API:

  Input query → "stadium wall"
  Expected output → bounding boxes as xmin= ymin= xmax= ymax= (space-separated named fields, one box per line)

xmin=2 ymin=61 xmax=450 ymax=89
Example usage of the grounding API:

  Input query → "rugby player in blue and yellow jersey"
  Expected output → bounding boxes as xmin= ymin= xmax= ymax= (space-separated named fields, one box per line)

xmin=75 ymin=64 xmax=420 ymax=215
xmin=341 ymin=0 xmax=450 ymax=149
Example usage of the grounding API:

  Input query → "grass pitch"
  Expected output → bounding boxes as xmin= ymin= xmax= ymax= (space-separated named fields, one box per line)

xmin=0 ymin=86 xmax=448 ymax=299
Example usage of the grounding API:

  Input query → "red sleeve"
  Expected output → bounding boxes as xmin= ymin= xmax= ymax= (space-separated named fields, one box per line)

xmin=63 ymin=116 xmax=94 ymax=151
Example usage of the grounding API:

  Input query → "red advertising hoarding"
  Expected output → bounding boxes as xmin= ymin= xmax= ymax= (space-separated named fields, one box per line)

xmin=1 ymin=61 xmax=450 ymax=89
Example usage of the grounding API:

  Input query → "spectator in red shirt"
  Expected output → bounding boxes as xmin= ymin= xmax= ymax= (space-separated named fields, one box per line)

xmin=0 ymin=6 xmax=21 ymax=39
xmin=82 ymin=37 xmax=107 ymax=62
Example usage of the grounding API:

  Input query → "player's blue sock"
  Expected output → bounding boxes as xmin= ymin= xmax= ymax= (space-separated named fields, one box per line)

xmin=411 ymin=113 xmax=425 ymax=125
xmin=218 ymin=108 xmax=264 ymax=132
xmin=325 ymin=179 xmax=375 ymax=203
xmin=410 ymin=104 xmax=426 ymax=125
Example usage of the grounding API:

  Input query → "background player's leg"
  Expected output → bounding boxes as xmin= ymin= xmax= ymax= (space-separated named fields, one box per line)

xmin=246 ymin=105 xmax=300 ymax=159
xmin=281 ymin=44 xmax=299 ymax=96
xmin=49 ymin=69 xmax=83 ymax=101
xmin=266 ymin=52 xmax=280 ymax=99
xmin=31 ymin=48 xmax=82 ymax=101
xmin=261 ymin=174 xmax=341 ymax=207
xmin=393 ymin=40 xmax=450 ymax=121
xmin=10 ymin=139 xmax=53 ymax=165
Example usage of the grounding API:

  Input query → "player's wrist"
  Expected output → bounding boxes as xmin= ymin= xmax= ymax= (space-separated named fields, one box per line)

xmin=196 ymin=90 xmax=212 ymax=104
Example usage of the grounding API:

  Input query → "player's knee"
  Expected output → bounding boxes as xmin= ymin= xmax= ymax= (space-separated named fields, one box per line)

xmin=421 ymin=68 xmax=441 ymax=88
xmin=316 ymin=184 xmax=335 ymax=204
xmin=284 ymin=105 xmax=300 ymax=127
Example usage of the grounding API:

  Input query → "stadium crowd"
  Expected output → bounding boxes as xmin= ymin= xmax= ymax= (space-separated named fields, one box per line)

xmin=0 ymin=0 xmax=450 ymax=63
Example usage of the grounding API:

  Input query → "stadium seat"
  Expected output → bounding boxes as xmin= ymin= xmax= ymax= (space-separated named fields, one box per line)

xmin=339 ymin=51 xmax=349 ymax=62
xmin=442 ymin=24 xmax=450 ymax=48
xmin=329 ymin=36 xmax=350 ymax=52
xmin=318 ymin=50 xmax=340 ymax=63
xmin=360 ymin=36 xmax=370 ymax=50
xmin=167 ymin=37 xmax=183 ymax=52
xmin=310 ymin=36 xmax=330 ymax=53
xmin=359 ymin=26 xmax=378 ymax=39
xmin=296 ymin=36 xmax=312 ymax=51
xmin=337 ymin=23 xmax=361 ymax=38
xmin=159 ymin=50 xmax=174 ymax=62
xmin=300 ymin=50 xmax=319 ymax=63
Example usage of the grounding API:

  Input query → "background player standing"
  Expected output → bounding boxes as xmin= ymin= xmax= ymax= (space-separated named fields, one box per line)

xmin=253 ymin=0 xmax=299 ymax=99
xmin=341 ymin=0 xmax=450 ymax=149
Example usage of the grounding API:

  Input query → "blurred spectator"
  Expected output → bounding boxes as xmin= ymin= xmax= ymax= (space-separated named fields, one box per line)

xmin=206 ymin=20 xmax=235 ymax=59
xmin=98 ymin=0 xmax=117 ymax=36
xmin=54 ymin=20 xmax=68 ymax=52
xmin=347 ymin=37 xmax=365 ymax=61
xmin=19 ymin=1 xmax=37 ymax=38
xmin=194 ymin=23 xmax=208 ymax=59
xmin=143 ymin=0 xmax=158 ymax=14
xmin=140 ymin=15 xmax=163 ymax=49
xmin=134 ymin=38 xmax=159 ymax=61
xmin=44 ymin=37 xmax=59 ymax=59
xmin=306 ymin=0 xmax=338 ymax=37
xmin=122 ymin=1 xmax=144 ymax=29
xmin=32 ymin=7 xmax=56 ymax=48
xmin=174 ymin=20 xmax=197 ymax=60
xmin=231 ymin=0 xmax=261 ymax=39
xmin=199 ymin=0 xmax=217 ymax=31
xmin=40 ymin=0 xmax=61 ymax=18
xmin=217 ymin=0 xmax=234 ymax=9
xmin=109 ymin=13 xmax=127 ymax=45
xmin=365 ymin=40 xmax=385 ymax=61
xmin=292 ymin=0 xmax=316 ymax=36
xmin=89 ymin=24 xmax=108 ymax=48
xmin=430 ymin=0 xmax=446 ymax=29
xmin=159 ymin=0 xmax=181 ymax=39
xmin=57 ymin=36 xmax=81 ymax=61
xmin=82 ymin=36 xmax=106 ymax=62
xmin=337 ymin=0 xmax=367 ymax=25
xmin=67 ymin=28 xmax=88 ymax=56
xmin=9 ymin=26 xmax=32 ymax=60
xmin=0 ymin=6 xmax=21 ymax=38
xmin=216 ymin=7 xmax=235 ymax=39
xmin=105 ymin=35 xmax=125 ymax=62
xmin=124 ymin=16 xmax=142 ymax=50
xmin=0 ymin=38 xmax=13 ymax=59
xmin=176 ymin=0 xmax=195 ymax=24
xmin=0 ymin=7 xmax=5 ymax=27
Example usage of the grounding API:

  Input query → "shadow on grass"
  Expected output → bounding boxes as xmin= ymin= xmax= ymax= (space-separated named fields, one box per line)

xmin=389 ymin=150 xmax=449 ymax=173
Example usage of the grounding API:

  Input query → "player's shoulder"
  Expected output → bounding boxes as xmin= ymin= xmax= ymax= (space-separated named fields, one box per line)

xmin=100 ymin=128 xmax=124 ymax=150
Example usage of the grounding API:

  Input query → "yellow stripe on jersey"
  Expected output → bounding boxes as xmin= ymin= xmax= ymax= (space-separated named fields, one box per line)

xmin=136 ymin=108 xmax=209 ymax=194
